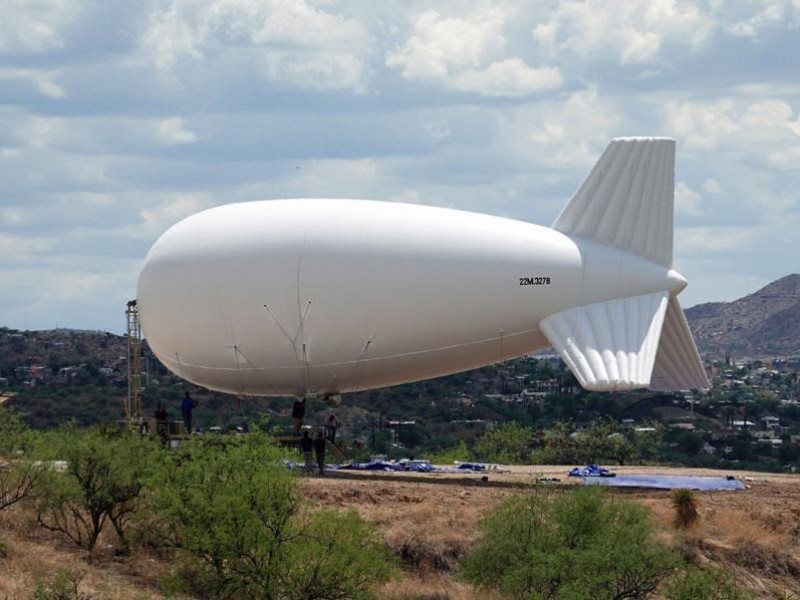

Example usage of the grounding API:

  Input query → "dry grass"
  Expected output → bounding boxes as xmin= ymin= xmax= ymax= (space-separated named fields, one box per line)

xmin=379 ymin=571 xmax=501 ymax=600
xmin=0 ymin=509 xmax=170 ymax=599
xmin=302 ymin=479 xmax=504 ymax=572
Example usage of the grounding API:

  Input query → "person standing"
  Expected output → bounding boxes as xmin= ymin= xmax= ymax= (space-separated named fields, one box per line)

xmin=181 ymin=391 xmax=196 ymax=434
xmin=300 ymin=429 xmax=313 ymax=472
xmin=154 ymin=402 xmax=169 ymax=445
xmin=325 ymin=414 xmax=338 ymax=444
xmin=314 ymin=430 xmax=327 ymax=476
xmin=291 ymin=398 xmax=306 ymax=435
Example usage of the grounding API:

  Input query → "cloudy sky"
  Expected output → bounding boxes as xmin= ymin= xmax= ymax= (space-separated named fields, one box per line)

xmin=1 ymin=0 xmax=799 ymax=333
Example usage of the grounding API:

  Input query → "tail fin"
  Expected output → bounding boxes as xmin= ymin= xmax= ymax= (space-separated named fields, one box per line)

xmin=650 ymin=296 xmax=710 ymax=391
xmin=540 ymin=292 xmax=669 ymax=392
xmin=541 ymin=138 xmax=710 ymax=392
xmin=552 ymin=137 xmax=675 ymax=268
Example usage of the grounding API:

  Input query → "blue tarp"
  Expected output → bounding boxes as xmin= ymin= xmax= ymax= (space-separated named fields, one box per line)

xmin=336 ymin=459 xmax=491 ymax=473
xmin=456 ymin=462 xmax=487 ymax=472
xmin=568 ymin=465 xmax=616 ymax=477
xmin=582 ymin=475 xmax=746 ymax=491
xmin=339 ymin=460 xmax=404 ymax=471
xmin=338 ymin=459 xmax=440 ymax=472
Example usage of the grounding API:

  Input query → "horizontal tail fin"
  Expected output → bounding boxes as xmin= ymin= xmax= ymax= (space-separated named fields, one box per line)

xmin=540 ymin=292 xmax=669 ymax=392
xmin=552 ymin=137 xmax=675 ymax=268
xmin=649 ymin=296 xmax=710 ymax=391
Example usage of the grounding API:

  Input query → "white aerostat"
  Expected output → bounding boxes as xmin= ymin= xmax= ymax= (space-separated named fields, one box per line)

xmin=137 ymin=137 xmax=710 ymax=399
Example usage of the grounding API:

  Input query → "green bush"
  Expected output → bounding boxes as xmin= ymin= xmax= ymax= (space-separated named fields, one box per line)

xmin=34 ymin=425 xmax=158 ymax=558
xmin=0 ymin=407 xmax=45 ymax=512
xmin=474 ymin=422 xmax=532 ymax=464
xmin=151 ymin=432 xmax=393 ymax=599
xmin=31 ymin=569 xmax=92 ymax=600
xmin=461 ymin=486 xmax=679 ymax=599
xmin=532 ymin=420 xmax=639 ymax=466
xmin=665 ymin=567 xmax=751 ymax=600
xmin=425 ymin=440 xmax=471 ymax=465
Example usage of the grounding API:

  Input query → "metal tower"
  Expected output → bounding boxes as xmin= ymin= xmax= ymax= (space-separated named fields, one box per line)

xmin=125 ymin=299 xmax=143 ymax=427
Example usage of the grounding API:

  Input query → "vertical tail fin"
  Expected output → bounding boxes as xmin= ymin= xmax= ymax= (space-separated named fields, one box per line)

xmin=552 ymin=137 xmax=675 ymax=267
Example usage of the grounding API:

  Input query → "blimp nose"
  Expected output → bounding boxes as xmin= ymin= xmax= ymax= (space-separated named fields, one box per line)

xmin=666 ymin=269 xmax=688 ymax=295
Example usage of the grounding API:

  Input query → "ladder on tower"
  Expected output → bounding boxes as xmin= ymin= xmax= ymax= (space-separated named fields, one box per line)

xmin=125 ymin=299 xmax=144 ymax=429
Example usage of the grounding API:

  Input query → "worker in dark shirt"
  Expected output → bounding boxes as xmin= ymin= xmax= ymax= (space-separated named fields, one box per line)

xmin=299 ymin=429 xmax=313 ymax=472
xmin=154 ymin=402 xmax=168 ymax=445
xmin=181 ymin=391 xmax=196 ymax=434
xmin=325 ymin=414 xmax=338 ymax=444
xmin=314 ymin=430 xmax=327 ymax=476
xmin=292 ymin=398 xmax=306 ymax=435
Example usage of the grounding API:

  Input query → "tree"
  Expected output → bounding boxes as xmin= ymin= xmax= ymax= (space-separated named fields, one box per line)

xmin=35 ymin=426 xmax=155 ymax=558
xmin=151 ymin=432 xmax=393 ymax=599
xmin=532 ymin=420 xmax=639 ymax=466
xmin=461 ymin=486 xmax=679 ymax=599
xmin=474 ymin=422 xmax=532 ymax=464
xmin=0 ymin=407 xmax=45 ymax=513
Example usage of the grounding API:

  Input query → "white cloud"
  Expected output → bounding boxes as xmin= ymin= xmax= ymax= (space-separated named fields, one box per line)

xmin=386 ymin=8 xmax=507 ymax=80
xmin=675 ymin=181 xmax=703 ymax=216
xmin=665 ymin=97 xmax=800 ymax=168
xmin=386 ymin=8 xmax=562 ymax=96
xmin=0 ymin=234 xmax=53 ymax=256
xmin=140 ymin=196 xmax=212 ymax=235
xmin=156 ymin=117 xmax=198 ymax=145
xmin=140 ymin=0 xmax=372 ymax=92
xmin=727 ymin=2 xmax=786 ymax=38
xmin=676 ymin=226 xmax=757 ymax=252
xmin=665 ymin=98 xmax=740 ymax=150
xmin=451 ymin=58 xmax=562 ymax=97
xmin=0 ymin=69 xmax=66 ymax=99
xmin=0 ymin=0 xmax=81 ymax=53
xmin=532 ymin=0 xmax=713 ymax=66
xmin=767 ymin=146 xmax=800 ymax=170
xmin=526 ymin=88 xmax=621 ymax=168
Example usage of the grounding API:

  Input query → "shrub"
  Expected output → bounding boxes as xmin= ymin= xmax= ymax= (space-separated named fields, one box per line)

xmin=31 ymin=569 xmax=92 ymax=600
xmin=425 ymin=440 xmax=471 ymax=465
xmin=151 ymin=432 xmax=393 ymax=599
xmin=34 ymin=425 xmax=157 ymax=558
xmin=665 ymin=567 xmax=751 ymax=600
xmin=671 ymin=488 xmax=699 ymax=529
xmin=461 ymin=486 xmax=679 ymax=599
xmin=0 ymin=408 xmax=45 ymax=513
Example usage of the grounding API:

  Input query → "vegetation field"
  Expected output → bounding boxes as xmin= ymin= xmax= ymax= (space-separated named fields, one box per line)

xmin=2 ymin=412 xmax=800 ymax=599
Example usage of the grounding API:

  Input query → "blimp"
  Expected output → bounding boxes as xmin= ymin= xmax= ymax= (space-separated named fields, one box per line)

xmin=137 ymin=137 xmax=710 ymax=401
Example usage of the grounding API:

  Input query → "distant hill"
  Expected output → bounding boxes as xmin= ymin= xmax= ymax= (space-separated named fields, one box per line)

xmin=686 ymin=274 xmax=800 ymax=359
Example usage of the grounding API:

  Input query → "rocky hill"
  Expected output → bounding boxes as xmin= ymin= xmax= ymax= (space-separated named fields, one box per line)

xmin=686 ymin=274 xmax=800 ymax=359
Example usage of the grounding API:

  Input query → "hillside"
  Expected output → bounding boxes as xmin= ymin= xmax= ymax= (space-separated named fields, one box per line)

xmin=686 ymin=274 xmax=800 ymax=359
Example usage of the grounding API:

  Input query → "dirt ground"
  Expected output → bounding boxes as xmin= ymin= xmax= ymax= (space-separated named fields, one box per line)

xmin=1 ymin=465 xmax=799 ymax=598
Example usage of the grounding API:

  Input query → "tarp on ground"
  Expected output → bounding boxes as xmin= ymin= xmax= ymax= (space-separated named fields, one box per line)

xmin=581 ymin=474 xmax=746 ymax=491
xmin=568 ymin=465 xmax=616 ymax=477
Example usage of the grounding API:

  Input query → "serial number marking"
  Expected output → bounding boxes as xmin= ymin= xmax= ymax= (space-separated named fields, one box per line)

xmin=519 ymin=276 xmax=551 ymax=286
